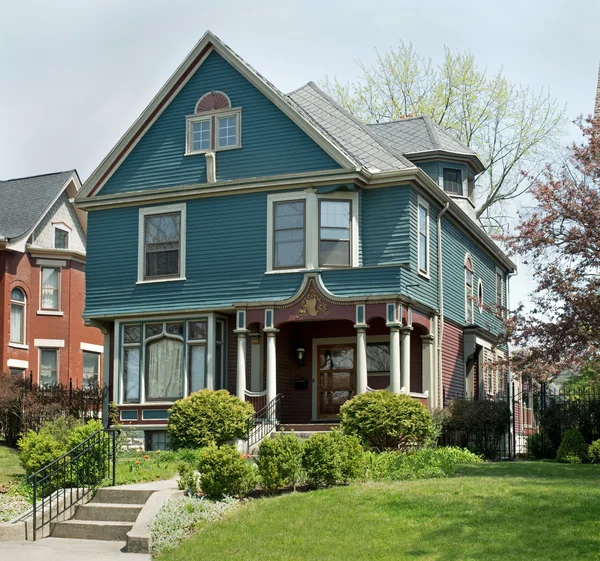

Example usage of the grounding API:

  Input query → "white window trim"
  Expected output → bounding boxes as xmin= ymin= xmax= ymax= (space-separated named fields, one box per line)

xmin=7 ymin=359 xmax=29 ymax=369
xmin=53 ymin=223 xmax=71 ymax=249
xmin=417 ymin=197 xmax=430 ymax=278
xmin=495 ymin=266 xmax=505 ymax=309
xmin=81 ymin=342 xmax=104 ymax=354
xmin=185 ymin=107 xmax=242 ymax=155
xmin=137 ymin=203 xmax=187 ymax=284
xmin=266 ymin=190 xmax=359 ymax=273
xmin=34 ymin=339 xmax=65 ymax=348
xmin=40 ymin=266 xmax=61 ymax=312
xmin=9 ymin=287 xmax=26 ymax=345
xmin=37 ymin=310 xmax=64 ymax=316
xmin=39 ymin=347 xmax=59 ymax=387
xmin=464 ymin=253 xmax=474 ymax=324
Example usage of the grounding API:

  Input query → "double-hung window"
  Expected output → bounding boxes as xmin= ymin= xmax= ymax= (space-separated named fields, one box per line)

xmin=417 ymin=200 xmax=429 ymax=276
xmin=10 ymin=288 xmax=25 ymax=344
xmin=40 ymin=349 xmax=58 ymax=387
xmin=122 ymin=325 xmax=141 ymax=403
xmin=138 ymin=204 xmax=186 ymax=283
xmin=319 ymin=200 xmax=351 ymax=267
xmin=83 ymin=351 xmax=100 ymax=389
xmin=273 ymin=201 xmax=305 ymax=269
xmin=187 ymin=320 xmax=207 ymax=393
xmin=443 ymin=168 xmax=463 ymax=195
xmin=54 ymin=227 xmax=69 ymax=249
xmin=41 ymin=267 xmax=60 ymax=310
xmin=496 ymin=270 xmax=504 ymax=308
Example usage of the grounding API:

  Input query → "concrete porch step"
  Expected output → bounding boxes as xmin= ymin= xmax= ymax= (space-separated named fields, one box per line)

xmin=280 ymin=424 xmax=339 ymax=432
xmin=91 ymin=488 xmax=155 ymax=505
xmin=74 ymin=502 xmax=145 ymax=522
xmin=51 ymin=520 xmax=133 ymax=541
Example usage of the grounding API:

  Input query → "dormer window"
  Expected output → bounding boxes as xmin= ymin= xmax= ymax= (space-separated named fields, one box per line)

xmin=443 ymin=168 xmax=463 ymax=196
xmin=185 ymin=91 xmax=241 ymax=155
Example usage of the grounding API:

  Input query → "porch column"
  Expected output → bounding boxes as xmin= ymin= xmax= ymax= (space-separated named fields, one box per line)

xmin=249 ymin=333 xmax=263 ymax=392
xmin=355 ymin=325 xmax=368 ymax=395
xmin=264 ymin=328 xmax=279 ymax=404
xmin=234 ymin=329 xmax=248 ymax=400
xmin=400 ymin=326 xmax=412 ymax=394
xmin=387 ymin=324 xmax=402 ymax=393
xmin=421 ymin=334 xmax=435 ymax=406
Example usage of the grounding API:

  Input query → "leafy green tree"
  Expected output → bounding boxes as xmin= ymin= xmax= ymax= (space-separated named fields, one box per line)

xmin=322 ymin=42 xmax=565 ymax=231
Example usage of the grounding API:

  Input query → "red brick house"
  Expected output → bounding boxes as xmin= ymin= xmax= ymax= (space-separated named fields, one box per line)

xmin=0 ymin=170 xmax=103 ymax=388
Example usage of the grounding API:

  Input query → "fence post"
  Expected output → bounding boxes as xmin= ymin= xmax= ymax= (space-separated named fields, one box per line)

xmin=112 ymin=430 xmax=117 ymax=486
xmin=32 ymin=473 xmax=37 ymax=541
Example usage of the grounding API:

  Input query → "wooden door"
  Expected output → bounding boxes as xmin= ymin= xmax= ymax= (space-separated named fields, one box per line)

xmin=317 ymin=344 xmax=355 ymax=419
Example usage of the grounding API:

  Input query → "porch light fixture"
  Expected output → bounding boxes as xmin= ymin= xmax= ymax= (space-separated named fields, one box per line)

xmin=296 ymin=347 xmax=305 ymax=367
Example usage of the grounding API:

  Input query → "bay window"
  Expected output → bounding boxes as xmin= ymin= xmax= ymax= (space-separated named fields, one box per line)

xmin=319 ymin=200 xmax=351 ymax=266
xmin=274 ymin=201 xmax=305 ymax=268
xmin=41 ymin=267 xmax=60 ymax=310
xmin=443 ymin=168 xmax=463 ymax=195
xmin=123 ymin=324 xmax=141 ymax=403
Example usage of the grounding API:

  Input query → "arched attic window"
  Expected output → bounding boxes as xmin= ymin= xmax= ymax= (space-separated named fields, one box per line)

xmin=464 ymin=255 xmax=474 ymax=324
xmin=10 ymin=288 xmax=26 ymax=345
xmin=185 ymin=91 xmax=241 ymax=155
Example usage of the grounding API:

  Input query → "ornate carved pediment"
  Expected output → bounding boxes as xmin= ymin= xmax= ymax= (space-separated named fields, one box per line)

xmin=296 ymin=289 xmax=330 ymax=319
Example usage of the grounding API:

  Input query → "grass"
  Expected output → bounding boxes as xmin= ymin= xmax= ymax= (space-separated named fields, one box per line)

xmin=158 ymin=462 xmax=600 ymax=561
xmin=0 ymin=444 xmax=24 ymax=490
xmin=0 ymin=443 xmax=30 ymax=522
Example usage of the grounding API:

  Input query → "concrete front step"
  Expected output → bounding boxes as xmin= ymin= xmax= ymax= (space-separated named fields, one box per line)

xmin=92 ymin=488 xmax=155 ymax=505
xmin=280 ymin=424 xmax=338 ymax=432
xmin=74 ymin=503 xmax=144 ymax=523
xmin=51 ymin=520 xmax=133 ymax=541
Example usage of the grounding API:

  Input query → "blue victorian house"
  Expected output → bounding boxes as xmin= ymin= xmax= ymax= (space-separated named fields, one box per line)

xmin=76 ymin=32 xmax=516 ymax=450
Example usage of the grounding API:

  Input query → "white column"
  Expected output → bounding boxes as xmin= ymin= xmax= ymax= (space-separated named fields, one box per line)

xmin=422 ymin=334 xmax=434 ymax=406
xmin=355 ymin=326 xmax=368 ymax=394
xmin=387 ymin=324 xmax=401 ymax=393
xmin=400 ymin=326 xmax=412 ymax=394
xmin=234 ymin=329 xmax=248 ymax=400
xmin=250 ymin=333 xmax=263 ymax=392
xmin=264 ymin=328 xmax=279 ymax=404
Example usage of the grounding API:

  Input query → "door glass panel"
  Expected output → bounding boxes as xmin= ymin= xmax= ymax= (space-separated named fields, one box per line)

xmin=317 ymin=346 xmax=354 ymax=419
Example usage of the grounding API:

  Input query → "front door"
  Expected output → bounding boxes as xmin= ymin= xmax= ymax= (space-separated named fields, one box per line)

xmin=317 ymin=345 xmax=355 ymax=419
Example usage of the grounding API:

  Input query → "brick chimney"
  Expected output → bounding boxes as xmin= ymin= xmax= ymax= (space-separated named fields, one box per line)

xmin=595 ymin=64 xmax=600 ymax=120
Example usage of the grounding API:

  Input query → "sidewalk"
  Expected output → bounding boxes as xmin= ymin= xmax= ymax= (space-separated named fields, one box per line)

xmin=2 ymin=537 xmax=150 ymax=561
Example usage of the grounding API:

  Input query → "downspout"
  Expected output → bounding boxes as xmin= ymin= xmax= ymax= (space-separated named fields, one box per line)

xmin=436 ymin=203 xmax=450 ymax=409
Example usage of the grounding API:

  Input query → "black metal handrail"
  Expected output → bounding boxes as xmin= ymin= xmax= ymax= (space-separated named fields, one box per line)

xmin=247 ymin=394 xmax=283 ymax=452
xmin=28 ymin=428 xmax=118 ymax=541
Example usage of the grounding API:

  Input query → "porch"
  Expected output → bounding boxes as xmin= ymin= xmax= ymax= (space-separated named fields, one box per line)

xmin=230 ymin=275 xmax=438 ymax=425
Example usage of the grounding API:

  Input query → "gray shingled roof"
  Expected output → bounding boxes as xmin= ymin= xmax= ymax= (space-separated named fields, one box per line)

xmin=0 ymin=171 xmax=74 ymax=239
xmin=368 ymin=116 xmax=477 ymax=158
xmin=288 ymin=82 xmax=414 ymax=172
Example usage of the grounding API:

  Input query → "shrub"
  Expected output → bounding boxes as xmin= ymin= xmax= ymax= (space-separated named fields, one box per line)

xmin=301 ymin=431 xmax=365 ymax=487
xmin=367 ymin=446 xmax=482 ymax=481
xmin=150 ymin=495 xmax=238 ymax=556
xmin=588 ymin=439 xmax=600 ymax=464
xmin=339 ymin=391 xmax=433 ymax=452
xmin=18 ymin=430 xmax=66 ymax=477
xmin=443 ymin=399 xmax=510 ymax=459
xmin=556 ymin=428 xmax=587 ymax=463
xmin=526 ymin=432 xmax=557 ymax=460
xmin=176 ymin=462 xmax=200 ymax=495
xmin=168 ymin=390 xmax=254 ymax=449
xmin=256 ymin=432 xmax=304 ymax=492
xmin=67 ymin=419 xmax=109 ymax=485
xmin=197 ymin=445 xmax=257 ymax=499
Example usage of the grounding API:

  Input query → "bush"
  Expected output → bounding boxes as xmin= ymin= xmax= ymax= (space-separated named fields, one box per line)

xmin=443 ymin=399 xmax=510 ymax=459
xmin=339 ymin=391 xmax=433 ymax=452
xmin=367 ymin=446 xmax=483 ymax=481
xmin=588 ymin=439 xmax=600 ymax=464
xmin=301 ymin=431 xmax=365 ymax=487
xmin=18 ymin=430 xmax=66 ymax=477
xmin=557 ymin=428 xmax=587 ymax=463
xmin=150 ymin=495 xmax=238 ymax=556
xmin=197 ymin=445 xmax=257 ymax=499
xmin=67 ymin=419 xmax=109 ymax=485
xmin=526 ymin=432 xmax=557 ymax=460
xmin=168 ymin=390 xmax=254 ymax=449
xmin=256 ymin=432 xmax=304 ymax=492
xmin=176 ymin=462 xmax=200 ymax=495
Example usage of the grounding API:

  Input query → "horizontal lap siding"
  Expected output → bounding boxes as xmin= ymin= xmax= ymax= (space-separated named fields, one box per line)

xmin=100 ymin=51 xmax=340 ymax=196
xmin=442 ymin=216 xmax=505 ymax=334
xmin=442 ymin=320 xmax=464 ymax=398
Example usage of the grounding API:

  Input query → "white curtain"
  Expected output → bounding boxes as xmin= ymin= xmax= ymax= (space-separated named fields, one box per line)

xmin=41 ymin=268 xmax=59 ymax=309
xmin=189 ymin=345 xmax=206 ymax=393
xmin=146 ymin=337 xmax=184 ymax=400
xmin=10 ymin=303 xmax=23 ymax=344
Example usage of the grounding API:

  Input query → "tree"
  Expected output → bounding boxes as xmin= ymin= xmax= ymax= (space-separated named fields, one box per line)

xmin=502 ymin=117 xmax=600 ymax=380
xmin=322 ymin=42 xmax=566 ymax=231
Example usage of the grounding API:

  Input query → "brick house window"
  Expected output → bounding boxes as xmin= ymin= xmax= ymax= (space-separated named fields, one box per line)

xmin=10 ymin=288 xmax=25 ymax=344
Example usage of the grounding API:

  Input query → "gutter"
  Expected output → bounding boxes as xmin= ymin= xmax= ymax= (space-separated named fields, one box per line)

xmin=436 ymin=202 xmax=450 ymax=408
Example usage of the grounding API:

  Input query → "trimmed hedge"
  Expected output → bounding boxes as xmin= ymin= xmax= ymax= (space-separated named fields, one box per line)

xmin=197 ymin=445 xmax=257 ymax=499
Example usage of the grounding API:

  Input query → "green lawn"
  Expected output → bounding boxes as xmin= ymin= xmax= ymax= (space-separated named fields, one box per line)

xmin=159 ymin=462 xmax=600 ymax=561
xmin=0 ymin=444 xmax=24 ymax=490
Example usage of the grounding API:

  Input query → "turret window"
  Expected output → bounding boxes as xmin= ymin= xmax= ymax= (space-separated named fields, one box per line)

xmin=443 ymin=168 xmax=463 ymax=196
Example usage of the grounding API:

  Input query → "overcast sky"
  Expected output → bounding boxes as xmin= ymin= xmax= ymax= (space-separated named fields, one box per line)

xmin=1 ymin=0 xmax=599 ymax=309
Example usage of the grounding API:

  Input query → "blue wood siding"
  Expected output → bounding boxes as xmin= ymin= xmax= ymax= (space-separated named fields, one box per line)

xmin=100 ymin=51 xmax=340 ymax=196
xmin=441 ymin=216 xmax=506 ymax=334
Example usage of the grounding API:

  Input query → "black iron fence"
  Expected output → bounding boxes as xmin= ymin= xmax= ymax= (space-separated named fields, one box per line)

xmin=29 ymin=428 xmax=118 ymax=541
xmin=247 ymin=394 xmax=283 ymax=452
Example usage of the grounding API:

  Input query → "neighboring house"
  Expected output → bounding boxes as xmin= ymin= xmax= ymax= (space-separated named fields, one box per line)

xmin=76 ymin=32 xmax=516 ymax=450
xmin=0 ymin=171 xmax=104 ymax=388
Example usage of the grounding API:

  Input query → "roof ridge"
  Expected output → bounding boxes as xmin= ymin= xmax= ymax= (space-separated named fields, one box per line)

xmin=367 ymin=115 xmax=426 ymax=126
xmin=421 ymin=115 xmax=441 ymax=150
xmin=300 ymin=82 xmax=414 ymax=169
xmin=1 ymin=169 xmax=74 ymax=184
